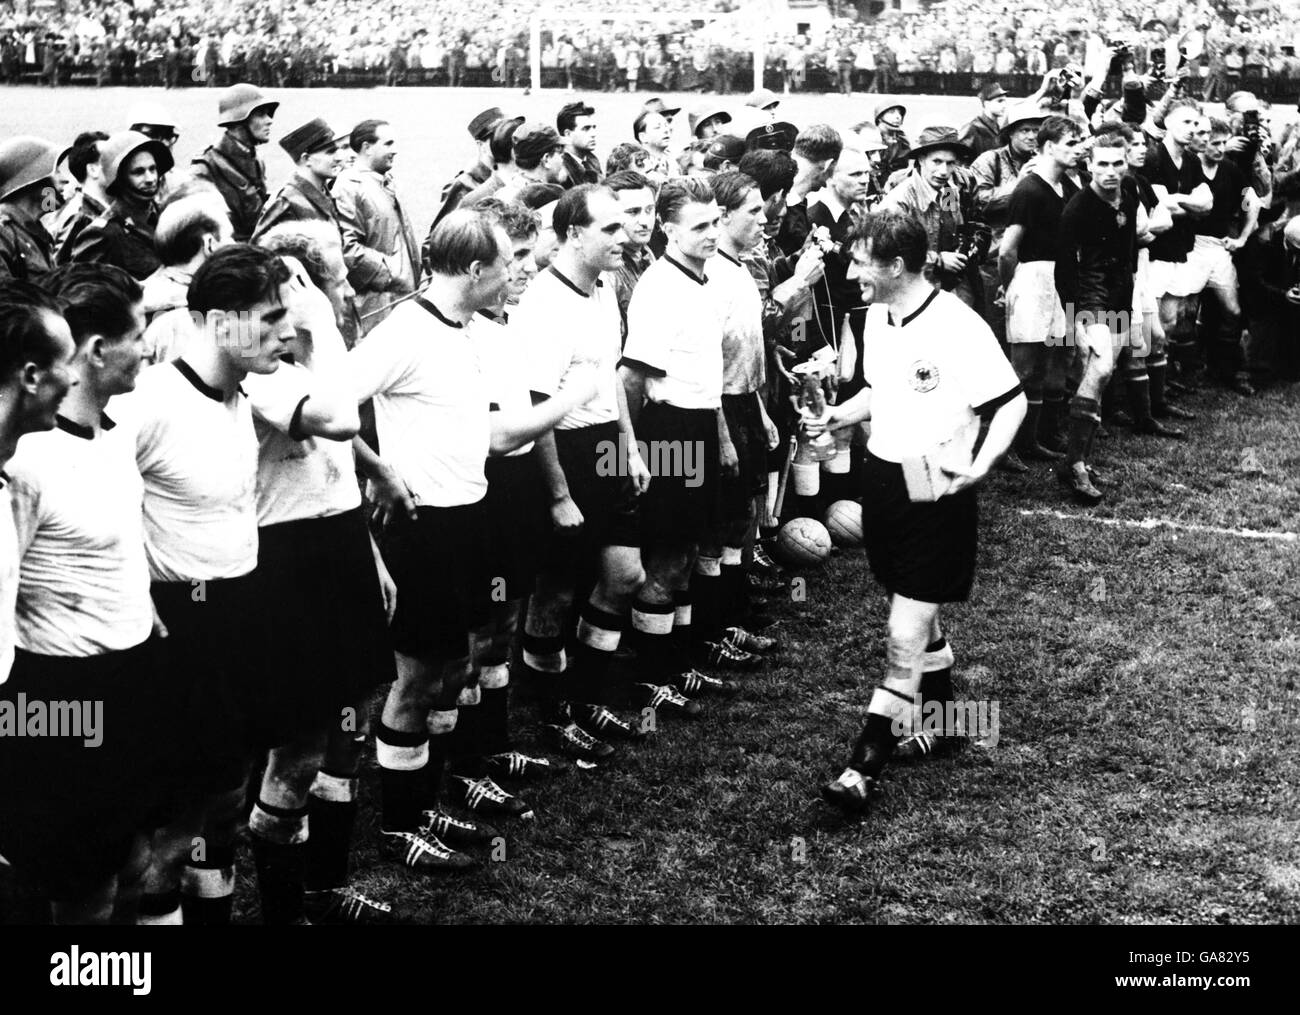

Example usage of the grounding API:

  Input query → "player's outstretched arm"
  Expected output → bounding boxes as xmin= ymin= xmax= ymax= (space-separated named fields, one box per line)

xmin=489 ymin=366 xmax=599 ymax=456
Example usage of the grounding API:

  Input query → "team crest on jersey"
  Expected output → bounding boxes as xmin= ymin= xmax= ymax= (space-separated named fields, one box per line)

xmin=909 ymin=360 xmax=940 ymax=392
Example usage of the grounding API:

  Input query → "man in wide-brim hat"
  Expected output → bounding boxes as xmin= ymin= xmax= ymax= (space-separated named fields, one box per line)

xmin=879 ymin=126 xmax=981 ymax=309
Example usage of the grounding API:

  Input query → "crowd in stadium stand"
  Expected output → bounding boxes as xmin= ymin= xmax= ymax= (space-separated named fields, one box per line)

xmin=3 ymin=1 xmax=1300 ymax=94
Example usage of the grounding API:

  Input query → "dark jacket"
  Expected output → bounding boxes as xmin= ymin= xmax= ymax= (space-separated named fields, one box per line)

xmin=958 ymin=113 xmax=1002 ymax=160
xmin=66 ymin=196 xmax=161 ymax=280
xmin=0 ymin=206 xmax=56 ymax=282
xmin=192 ymin=133 xmax=271 ymax=242
xmin=433 ymin=161 xmax=492 ymax=228
xmin=251 ymin=173 xmax=340 ymax=244
xmin=561 ymin=149 xmax=602 ymax=187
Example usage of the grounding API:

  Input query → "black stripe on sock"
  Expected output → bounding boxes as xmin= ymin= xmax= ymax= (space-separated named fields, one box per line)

xmin=880 ymin=685 xmax=915 ymax=705
xmin=377 ymin=722 xmax=428 ymax=748
xmin=255 ymin=798 xmax=309 ymax=821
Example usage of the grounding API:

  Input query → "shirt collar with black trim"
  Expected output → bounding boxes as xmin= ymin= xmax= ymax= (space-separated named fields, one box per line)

xmin=548 ymin=265 xmax=602 ymax=298
xmin=174 ymin=358 xmax=244 ymax=401
xmin=886 ymin=286 xmax=940 ymax=328
xmin=413 ymin=296 xmax=465 ymax=329
xmin=55 ymin=413 xmax=117 ymax=440
xmin=663 ymin=253 xmax=708 ymax=285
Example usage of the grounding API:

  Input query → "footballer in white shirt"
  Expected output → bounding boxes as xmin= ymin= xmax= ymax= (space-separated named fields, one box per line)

xmin=241 ymin=222 xmax=401 ymax=923
xmin=2 ymin=266 xmax=154 ymax=925
xmin=128 ymin=244 xmax=297 ymax=926
xmin=805 ymin=210 xmax=1025 ymax=816
xmin=619 ymin=178 xmax=734 ymax=715
xmin=348 ymin=210 xmax=596 ymax=873
xmin=513 ymin=185 xmax=663 ymax=759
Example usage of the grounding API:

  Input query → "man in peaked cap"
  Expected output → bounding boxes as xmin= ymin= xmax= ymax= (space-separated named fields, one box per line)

xmin=192 ymin=82 xmax=279 ymax=242
xmin=64 ymin=131 xmax=174 ymax=280
xmin=745 ymin=121 xmax=798 ymax=154
xmin=497 ymin=123 xmax=568 ymax=203
xmin=958 ymin=81 xmax=1008 ymax=159
xmin=251 ymin=118 xmax=348 ymax=244
xmin=433 ymin=106 xmax=504 ymax=227
xmin=642 ymin=96 xmax=682 ymax=124
xmin=0 ymin=137 xmax=60 ymax=282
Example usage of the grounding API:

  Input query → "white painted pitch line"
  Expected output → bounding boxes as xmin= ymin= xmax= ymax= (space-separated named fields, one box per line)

xmin=1016 ymin=508 xmax=1299 ymax=544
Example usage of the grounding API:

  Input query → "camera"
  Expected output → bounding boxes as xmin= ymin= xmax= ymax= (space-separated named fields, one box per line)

xmin=1240 ymin=107 xmax=1268 ymax=159
xmin=956 ymin=224 xmax=993 ymax=265
xmin=1108 ymin=40 xmax=1132 ymax=76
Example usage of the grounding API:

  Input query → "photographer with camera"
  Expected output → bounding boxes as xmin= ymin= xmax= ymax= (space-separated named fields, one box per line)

xmin=1223 ymin=91 xmax=1274 ymax=203
xmin=878 ymin=127 xmax=983 ymax=312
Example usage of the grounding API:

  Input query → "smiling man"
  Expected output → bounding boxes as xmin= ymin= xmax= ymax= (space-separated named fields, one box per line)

xmin=515 ymin=184 xmax=657 ymax=758
xmin=333 ymin=119 xmax=420 ymax=335
xmin=811 ymin=210 xmax=1024 ymax=813
xmin=66 ymin=131 xmax=174 ymax=280
xmin=252 ymin=118 xmax=348 ymax=243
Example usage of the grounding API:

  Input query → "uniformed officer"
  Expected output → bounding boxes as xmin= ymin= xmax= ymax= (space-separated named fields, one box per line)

xmin=191 ymin=83 xmax=280 ymax=242
xmin=0 ymin=136 xmax=60 ymax=282
xmin=251 ymin=118 xmax=347 ymax=243
xmin=63 ymin=131 xmax=174 ymax=280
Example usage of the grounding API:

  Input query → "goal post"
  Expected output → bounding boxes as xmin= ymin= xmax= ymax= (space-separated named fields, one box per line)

xmin=529 ymin=8 xmax=765 ymax=93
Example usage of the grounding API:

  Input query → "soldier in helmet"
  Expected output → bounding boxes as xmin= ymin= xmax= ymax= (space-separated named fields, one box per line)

xmin=62 ymin=131 xmax=173 ymax=280
xmin=191 ymin=83 xmax=279 ymax=242
xmin=128 ymin=103 xmax=181 ymax=150
xmin=0 ymin=136 xmax=61 ymax=282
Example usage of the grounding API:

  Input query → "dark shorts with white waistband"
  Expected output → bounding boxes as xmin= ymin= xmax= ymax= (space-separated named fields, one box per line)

xmin=637 ymin=402 xmax=720 ymax=546
xmin=720 ymin=392 xmax=768 ymax=523
xmin=380 ymin=502 xmax=491 ymax=660
xmin=0 ymin=639 xmax=168 ymax=900
xmin=256 ymin=506 xmax=396 ymax=741
xmin=544 ymin=421 xmax=642 ymax=574
xmin=861 ymin=450 xmax=978 ymax=604
xmin=485 ymin=451 xmax=549 ymax=599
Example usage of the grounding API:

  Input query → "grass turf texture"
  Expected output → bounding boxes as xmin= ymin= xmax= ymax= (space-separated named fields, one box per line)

xmin=235 ymin=382 xmax=1296 ymax=924
xmin=6 ymin=86 xmax=1298 ymax=923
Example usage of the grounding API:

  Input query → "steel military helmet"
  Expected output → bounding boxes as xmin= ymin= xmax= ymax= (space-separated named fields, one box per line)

xmin=218 ymin=83 xmax=279 ymax=127
xmin=99 ymin=131 xmax=176 ymax=190
xmin=0 ymin=136 xmax=60 ymax=203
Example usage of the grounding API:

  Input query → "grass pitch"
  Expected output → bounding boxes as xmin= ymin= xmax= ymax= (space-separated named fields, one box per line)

xmin=4 ymin=85 xmax=1298 ymax=924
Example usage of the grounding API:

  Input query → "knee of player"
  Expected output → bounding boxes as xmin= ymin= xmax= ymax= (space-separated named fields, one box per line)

xmin=885 ymin=615 xmax=930 ymax=661
xmin=608 ymin=561 xmax=646 ymax=600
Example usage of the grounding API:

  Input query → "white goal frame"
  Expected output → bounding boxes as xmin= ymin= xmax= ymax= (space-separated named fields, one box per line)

xmin=528 ymin=10 xmax=765 ymax=92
